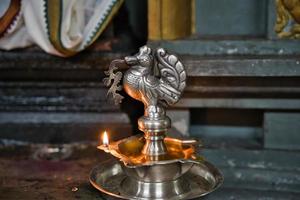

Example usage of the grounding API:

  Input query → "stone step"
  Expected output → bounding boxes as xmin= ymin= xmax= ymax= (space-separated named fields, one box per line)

xmin=0 ymin=112 xmax=131 ymax=143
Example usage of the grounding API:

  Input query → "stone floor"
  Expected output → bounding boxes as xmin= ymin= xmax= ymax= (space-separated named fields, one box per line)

xmin=0 ymin=143 xmax=299 ymax=200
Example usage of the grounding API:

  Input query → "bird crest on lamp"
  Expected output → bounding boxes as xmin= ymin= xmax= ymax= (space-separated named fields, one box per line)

xmin=103 ymin=46 xmax=186 ymax=118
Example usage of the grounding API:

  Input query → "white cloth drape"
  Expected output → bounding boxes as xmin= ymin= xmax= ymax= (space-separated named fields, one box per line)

xmin=0 ymin=0 xmax=123 ymax=57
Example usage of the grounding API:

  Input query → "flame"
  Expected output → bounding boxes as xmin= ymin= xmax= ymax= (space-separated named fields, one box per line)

xmin=102 ymin=131 xmax=109 ymax=146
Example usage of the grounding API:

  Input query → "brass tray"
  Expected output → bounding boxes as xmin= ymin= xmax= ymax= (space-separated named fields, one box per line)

xmin=90 ymin=159 xmax=223 ymax=200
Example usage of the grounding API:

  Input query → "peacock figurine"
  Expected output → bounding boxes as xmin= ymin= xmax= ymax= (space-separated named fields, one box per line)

xmin=104 ymin=45 xmax=186 ymax=119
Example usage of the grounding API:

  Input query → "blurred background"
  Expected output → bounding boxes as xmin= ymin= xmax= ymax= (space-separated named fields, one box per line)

xmin=0 ymin=0 xmax=299 ymax=199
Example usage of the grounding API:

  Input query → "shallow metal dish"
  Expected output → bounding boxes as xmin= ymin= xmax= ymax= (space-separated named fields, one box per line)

xmin=90 ymin=159 xmax=223 ymax=200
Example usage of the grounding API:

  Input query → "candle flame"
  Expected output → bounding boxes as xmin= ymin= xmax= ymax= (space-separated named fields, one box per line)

xmin=102 ymin=131 xmax=109 ymax=146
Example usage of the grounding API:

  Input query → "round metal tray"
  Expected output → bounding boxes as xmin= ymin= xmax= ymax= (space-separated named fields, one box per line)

xmin=90 ymin=159 xmax=223 ymax=200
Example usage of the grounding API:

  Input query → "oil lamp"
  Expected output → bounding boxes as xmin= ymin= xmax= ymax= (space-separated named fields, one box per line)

xmin=90 ymin=46 xmax=223 ymax=199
